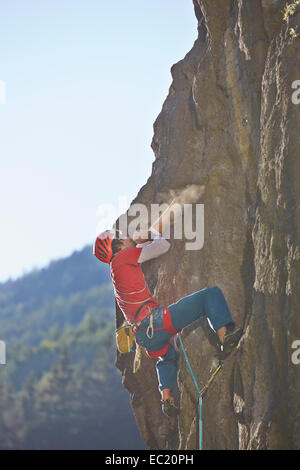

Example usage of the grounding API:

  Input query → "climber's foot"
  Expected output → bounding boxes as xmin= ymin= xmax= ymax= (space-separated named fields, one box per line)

xmin=161 ymin=399 xmax=179 ymax=418
xmin=219 ymin=328 xmax=242 ymax=359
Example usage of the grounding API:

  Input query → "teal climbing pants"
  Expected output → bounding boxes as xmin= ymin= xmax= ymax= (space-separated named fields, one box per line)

xmin=136 ymin=286 xmax=235 ymax=392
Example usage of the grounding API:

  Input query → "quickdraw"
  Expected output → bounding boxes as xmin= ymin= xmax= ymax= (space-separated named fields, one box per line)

xmin=200 ymin=360 xmax=223 ymax=397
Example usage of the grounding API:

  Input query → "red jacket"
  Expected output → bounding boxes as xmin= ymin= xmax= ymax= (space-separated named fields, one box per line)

xmin=110 ymin=247 xmax=159 ymax=324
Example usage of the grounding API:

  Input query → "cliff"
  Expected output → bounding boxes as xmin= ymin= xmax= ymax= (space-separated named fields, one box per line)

xmin=115 ymin=0 xmax=300 ymax=450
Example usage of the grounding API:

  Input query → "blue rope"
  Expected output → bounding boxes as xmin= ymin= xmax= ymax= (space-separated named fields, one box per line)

xmin=178 ymin=334 xmax=203 ymax=450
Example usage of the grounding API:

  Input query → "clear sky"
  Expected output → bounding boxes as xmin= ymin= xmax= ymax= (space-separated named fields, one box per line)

xmin=0 ymin=0 xmax=197 ymax=282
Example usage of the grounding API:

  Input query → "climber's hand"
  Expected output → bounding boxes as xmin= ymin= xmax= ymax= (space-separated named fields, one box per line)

xmin=132 ymin=230 xmax=153 ymax=244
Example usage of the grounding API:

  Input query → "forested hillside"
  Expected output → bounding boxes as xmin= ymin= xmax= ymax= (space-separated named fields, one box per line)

xmin=0 ymin=246 xmax=145 ymax=450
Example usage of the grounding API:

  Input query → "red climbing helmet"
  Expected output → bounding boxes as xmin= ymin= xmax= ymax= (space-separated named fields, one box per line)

xmin=94 ymin=230 xmax=116 ymax=264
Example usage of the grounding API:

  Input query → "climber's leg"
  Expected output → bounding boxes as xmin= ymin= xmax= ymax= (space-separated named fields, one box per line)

xmin=156 ymin=344 xmax=180 ymax=417
xmin=156 ymin=343 xmax=180 ymax=393
xmin=161 ymin=388 xmax=172 ymax=401
xmin=168 ymin=286 xmax=235 ymax=335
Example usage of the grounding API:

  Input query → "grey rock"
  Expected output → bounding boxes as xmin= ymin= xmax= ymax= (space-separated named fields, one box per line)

xmin=115 ymin=0 xmax=300 ymax=450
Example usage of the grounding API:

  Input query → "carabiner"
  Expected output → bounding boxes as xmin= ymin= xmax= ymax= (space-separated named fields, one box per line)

xmin=146 ymin=310 xmax=154 ymax=339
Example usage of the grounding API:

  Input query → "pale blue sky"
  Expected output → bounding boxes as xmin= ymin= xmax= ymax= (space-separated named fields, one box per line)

xmin=0 ymin=0 xmax=197 ymax=281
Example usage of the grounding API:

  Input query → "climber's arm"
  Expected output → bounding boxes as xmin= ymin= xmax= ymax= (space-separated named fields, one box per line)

xmin=132 ymin=197 xmax=176 ymax=263
xmin=132 ymin=196 xmax=178 ymax=244
xmin=135 ymin=228 xmax=170 ymax=264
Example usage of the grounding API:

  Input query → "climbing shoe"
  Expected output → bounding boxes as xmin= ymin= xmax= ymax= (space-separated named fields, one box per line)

xmin=161 ymin=399 xmax=179 ymax=418
xmin=220 ymin=328 xmax=242 ymax=359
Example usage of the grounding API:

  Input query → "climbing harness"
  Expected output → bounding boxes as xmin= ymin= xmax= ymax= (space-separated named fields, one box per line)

xmin=134 ymin=307 xmax=171 ymax=359
xmin=178 ymin=334 xmax=223 ymax=450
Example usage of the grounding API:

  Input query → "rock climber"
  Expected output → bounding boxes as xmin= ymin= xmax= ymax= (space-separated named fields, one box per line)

xmin=93 ymin=227 xmax=242 ymax=418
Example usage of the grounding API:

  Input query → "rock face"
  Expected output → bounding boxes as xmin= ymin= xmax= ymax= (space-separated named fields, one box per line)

xmin=115 ymin=0 xmax=300 ymax=450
